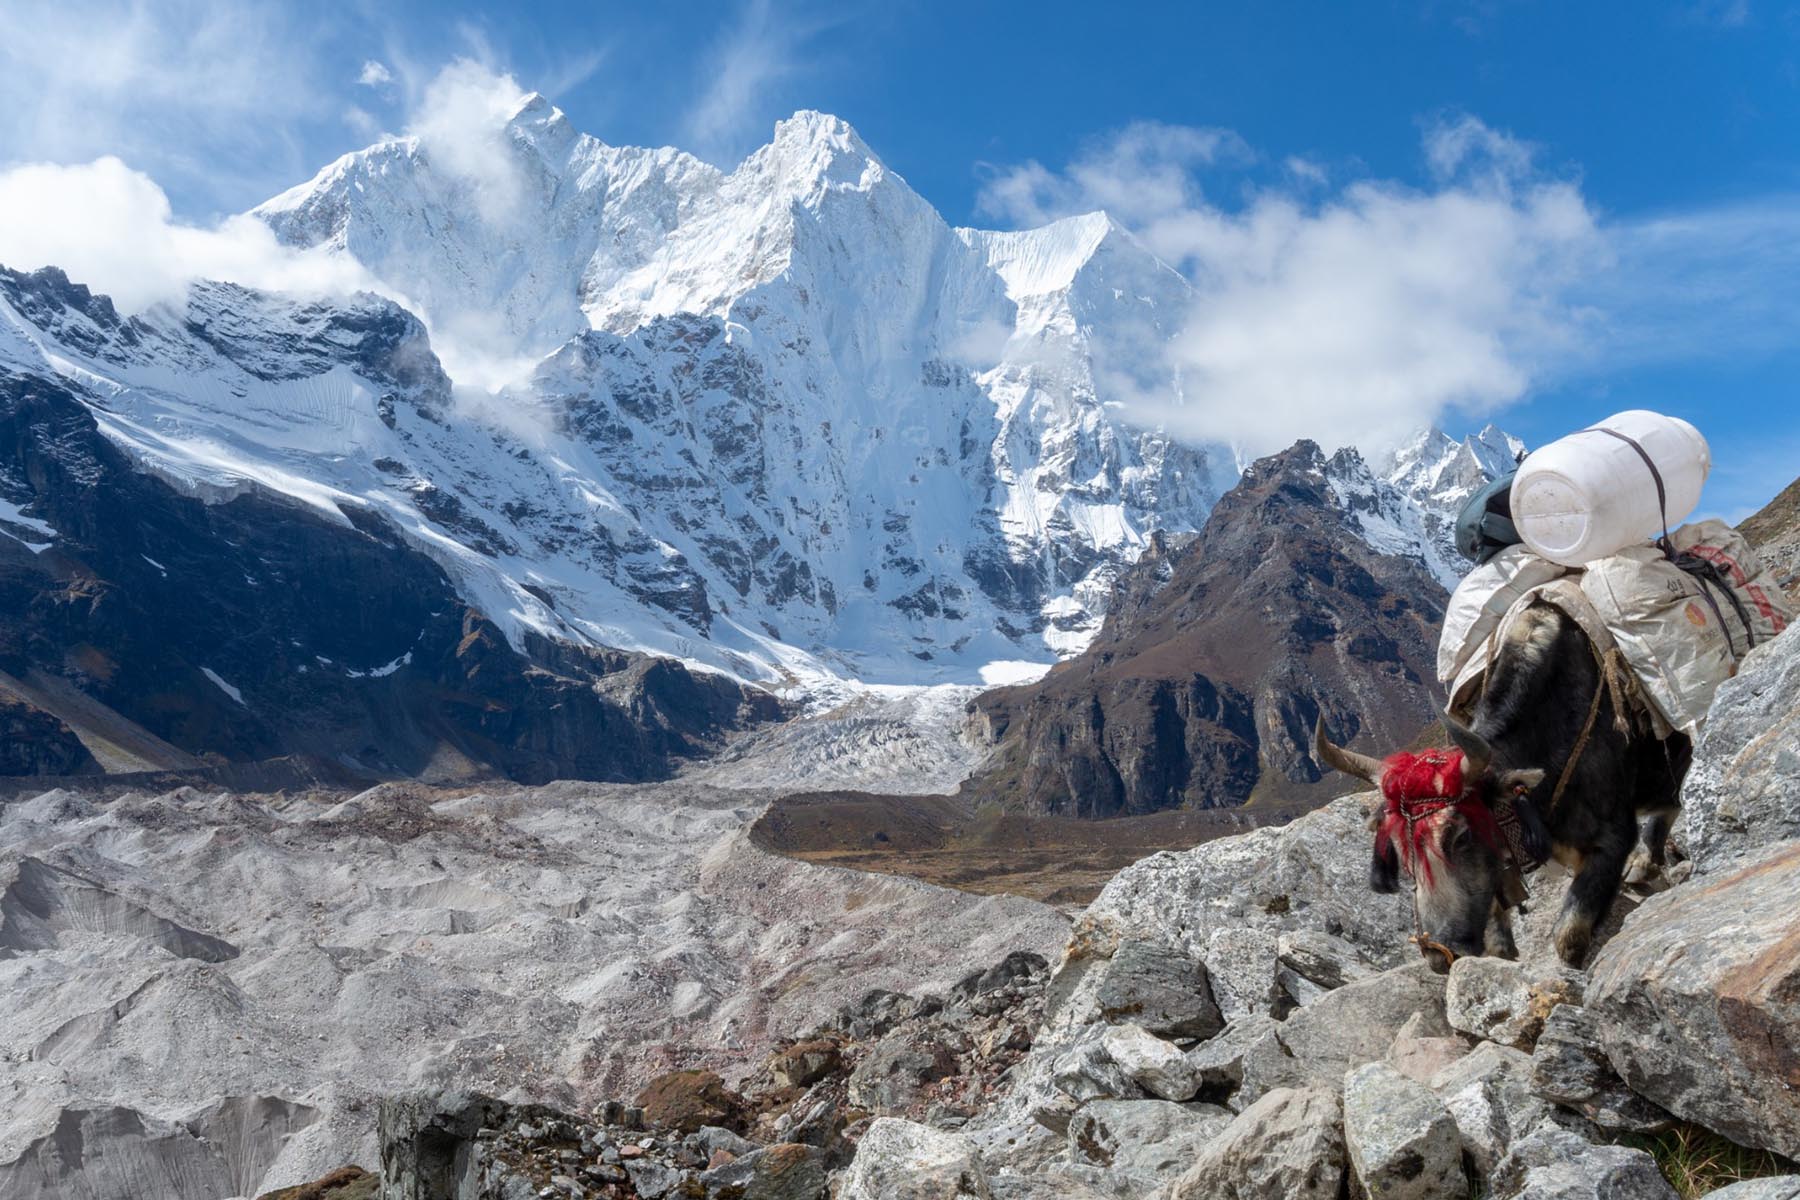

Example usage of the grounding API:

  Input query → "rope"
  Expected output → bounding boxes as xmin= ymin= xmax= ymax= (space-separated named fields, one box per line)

xmin=1550 ymin=646 xmax=1628 ymax=813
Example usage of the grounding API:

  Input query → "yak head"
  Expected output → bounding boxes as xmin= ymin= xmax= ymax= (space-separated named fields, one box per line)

xmin=1315 ymin=716 xmax=1544 ymax=967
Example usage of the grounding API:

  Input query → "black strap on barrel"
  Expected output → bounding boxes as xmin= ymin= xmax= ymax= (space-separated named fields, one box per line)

xmin=1585 ymin=425 xmax=1754 ymax=658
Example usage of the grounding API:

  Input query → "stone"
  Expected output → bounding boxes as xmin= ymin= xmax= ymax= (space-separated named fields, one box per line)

xmin=694 ymin=1142 xmax=824 ymax=1200
xmin=1098 ymin=1024 xmax=1200 ymax=1102
xmin=954 ymin=951 xmax=1050 ymax=998
xmin=1702 ymin=1180 xmax=1800 ymax=1200
xmin=1166 ymin=1086 xmax=1347 ymax=1200
xmin=1429 ymin=1043 xmax=1583 ymax=1179
xmin=622 ymin=1158 xmax=679 ymax=1199
xmin=768 ymin=1039 xmax=842 ymax=1090
xmin=1066 ymin=1098 xmax=1232 ymax=1183
xmin=1184 ymin=1014 xmax=1279 ymax=1105
xmin=1205 ymin=928 xmax=1282 ymax=1022
xmin=1680 ymin=628 xmax=1800 ymax=875
xmin=1487 ymin=1122 xmax=1675 ymax=1200
xmin=1387 ymin=1010 xmax=1471 ymax=1086
xmin=1444 ymin=956 xmax=1581 ymax=1050
xmin=688 ymin=1125 xmax=757 ymax=1160
xmin=378 ymin=1091 xmax=511 ymax=1200
xmin=1446 ymin=957 xmax=1536 ymax=1047
xmin=1529 ymin=1004 xmax=1673 ymax=1134
xmin=985 ymin=1165 xmax=1129 ymax=1199
xmin=1076 ymin=794 xmax=1415 ymax=970
xmin=1586 ymin=840 xmax=1800 ymax=1157
xmin=847 ymin=1038 xmax=961 ymax=1113
xmin=840 ymin=1118 xmax=991 ymax=1200
xmin=1341 ymin=1062 xmax=1464 ymax=1200
xmin=1092 ymin=939 xmax=1224 ymax=1039
xmin=1277 ymin=929 xmax=1374 ymax=991
xmin=1238 ymin=961 xmax=1451 ymax=1105
xmin=636 ymin=1071 xmax=749 ymax=1135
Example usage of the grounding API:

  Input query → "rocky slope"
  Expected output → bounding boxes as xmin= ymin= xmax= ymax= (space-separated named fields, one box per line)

xmin=1742 ymin=474 xmax=1800 ymax=604
xmin=962 ymin=440 xmax=1452 ymax=816
xmin=811 ymin=622 xmax=1800 ymax=1200
xmin=0 ymin=776 xmax=1069 ymax=1198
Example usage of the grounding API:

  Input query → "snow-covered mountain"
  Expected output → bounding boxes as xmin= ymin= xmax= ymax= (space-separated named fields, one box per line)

xmin=0 ymin=94 xmax=1513 ymax=696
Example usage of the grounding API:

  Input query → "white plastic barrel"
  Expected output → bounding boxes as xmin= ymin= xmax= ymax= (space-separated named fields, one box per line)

xmin=1510 ymin=410 xmax=1711 ymax=567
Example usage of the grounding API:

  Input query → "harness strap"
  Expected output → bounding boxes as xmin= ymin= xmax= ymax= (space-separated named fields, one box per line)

xmin=1550 ymin=646 xmax=1627 ymax=814
xmin=1587 ymin=425 xmax=1672 ymax=550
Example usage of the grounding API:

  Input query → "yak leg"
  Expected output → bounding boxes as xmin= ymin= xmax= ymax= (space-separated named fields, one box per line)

xmin=1484 ymin=901 xmax=1517 ymax=959
xmin=1623 ymin=806 xmax=1679 ymax=885
xmin=1555 ymin=827 xmax=1634 ymax=966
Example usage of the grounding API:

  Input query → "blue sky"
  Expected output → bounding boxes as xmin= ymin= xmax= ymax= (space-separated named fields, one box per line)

xmin=0 ymin=0 xmax=1795 ymax=517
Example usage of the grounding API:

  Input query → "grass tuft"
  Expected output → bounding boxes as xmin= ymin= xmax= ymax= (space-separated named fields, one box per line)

xmin=1624 ymin=1123 xmax=1796 ymax=1199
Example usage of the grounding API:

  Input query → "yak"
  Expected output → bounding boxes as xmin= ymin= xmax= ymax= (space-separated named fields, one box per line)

xmin=1316 ymin=599 xmax=1690 ymax=967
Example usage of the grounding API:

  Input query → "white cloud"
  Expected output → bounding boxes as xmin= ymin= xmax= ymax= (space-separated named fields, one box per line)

xmin=684 ymin=0 xmax=843 ymax=165
xmin=359 ymin=59 xmax=394 ymax=88
xmin=0 ymin=157 xmax=378 ymax=313
xmin=404 ymin=58 xmax=534 ymax=225
xmin=977 ymin=122 xmax=1247 ymax=232
xmin=0 ymin=0 xmax=339 ymax=210
xmin=978 ymin=116 xmax=1609 ymax=456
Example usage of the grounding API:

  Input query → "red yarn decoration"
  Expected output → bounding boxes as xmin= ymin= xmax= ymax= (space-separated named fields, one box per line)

xmin=1373 ymin=749 xmax=1503 ymax=887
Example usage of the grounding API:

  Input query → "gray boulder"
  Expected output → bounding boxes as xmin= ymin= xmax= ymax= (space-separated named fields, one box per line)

xmin=1184 ymin=1014 xmax=1279 ymax=1107
xmin=846 ymin=1038 xmax=959 ymax=1113
xmin=1098 ymin=1024 xmax=1199 ymax=1101
xmin=1446 ymin=956 xmax=1533 ymax=1044
xmin=1681 ymin=628 xmax=1800 ymax=874
xmin=1091 ymin=939 xmax=1223 ymax=1038
xmin=1702 ymin=1180 xmax=1800 ymax=1200
xmin=1342 ymin=1062 xmax=1464 ymax=1200
xmin=378 ymin=1090 xmax=510 ymax=1200
xmin=694 ymin=1142 xmax=824 ymax=1200
xmin=1065 ymin=1098 xmax=1231 ymax=1183
xmin=1238 ymin=961 xmax=1451 ymax=1105
xmin=841 ymin=1118 xmax=990 ymax=1200
xmin=1205 ymin=928 xmax=1282 ymax=1022
xmin=1278 ymin=929 xmax=1375 ymax=991
xmin=1430 ymin=1042 xmax=1588 ymax=1179
xmin=1388 ymin=1009 xmax=1471 ymax=1085
xmin=1529 ymin=1004 xmax=1673 ymax=1134
xmin=1586 ymin=840 xmax=1800 ymax=1157
xmin=1488 ymin=1122 xmax=1674 ymax=1200
xmin=1078 ymin=794 xmax=1414 ymax=970
xmin=1165 ymin=1086 xmax=1346 ymax=1200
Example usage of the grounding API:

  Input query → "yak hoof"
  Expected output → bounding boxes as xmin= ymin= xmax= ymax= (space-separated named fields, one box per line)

xmin=1554 ymin=914 xmax=1595 ymax=966
xmin=1622 ymin=845 xmax=1658 ymax=886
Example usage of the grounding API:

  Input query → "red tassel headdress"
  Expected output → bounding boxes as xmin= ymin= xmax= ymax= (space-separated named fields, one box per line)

xmin=1374 ymin=749 xmax=1503 ymax=886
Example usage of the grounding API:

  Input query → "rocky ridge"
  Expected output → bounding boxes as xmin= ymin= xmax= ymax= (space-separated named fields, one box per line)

xmin=962 ymin=440 xmax=1455 ymax=815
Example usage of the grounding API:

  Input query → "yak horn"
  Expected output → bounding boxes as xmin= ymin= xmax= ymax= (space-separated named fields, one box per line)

xmin=1315 ymin=716 xmax=1386 ymax=785
xmin=1438 ymin=707 xmax=1493 ymax=778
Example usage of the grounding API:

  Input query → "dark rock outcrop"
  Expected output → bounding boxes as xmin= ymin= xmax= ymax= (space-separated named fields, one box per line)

xmin=0 ymin=373 xmax=779 ymax=782
xmin=963 ymin=441 xmax=1448 ymax=816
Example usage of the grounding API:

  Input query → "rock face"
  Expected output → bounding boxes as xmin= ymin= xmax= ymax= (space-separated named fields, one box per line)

xmin=1090 ymin=939 xmax=1223 ymax=1039
xmin=1342 ymin=1062 xmax=1463 ymax=1200
xmin=1741 ymin=474 xmax=1800 ymax=605
xmin=1681 ymin=629 xmax=1800 ymax=873
xmin=1075 ymin=792 xmax=1414 ymax=969
xmin=1529 ymin=1004 xmax=1672 ymax=1134
xmin=1065 ymin=1098 xmax=1230 ymax=1183
xmin=0 ymin=370 xmax=779 ymax=783
xmin=1165 ymin=1086 xmax=1346 ymax=1200
xmin=840 ymin=1119 xmax=989 ymax=1200
xmin=963 ymin=441 xmax=1457 ymax=815
xmin=1237 ymin=962 xmax=1451 ymax=1105
xmin=1586 ymin=839 xmax=1800 ymax=1157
